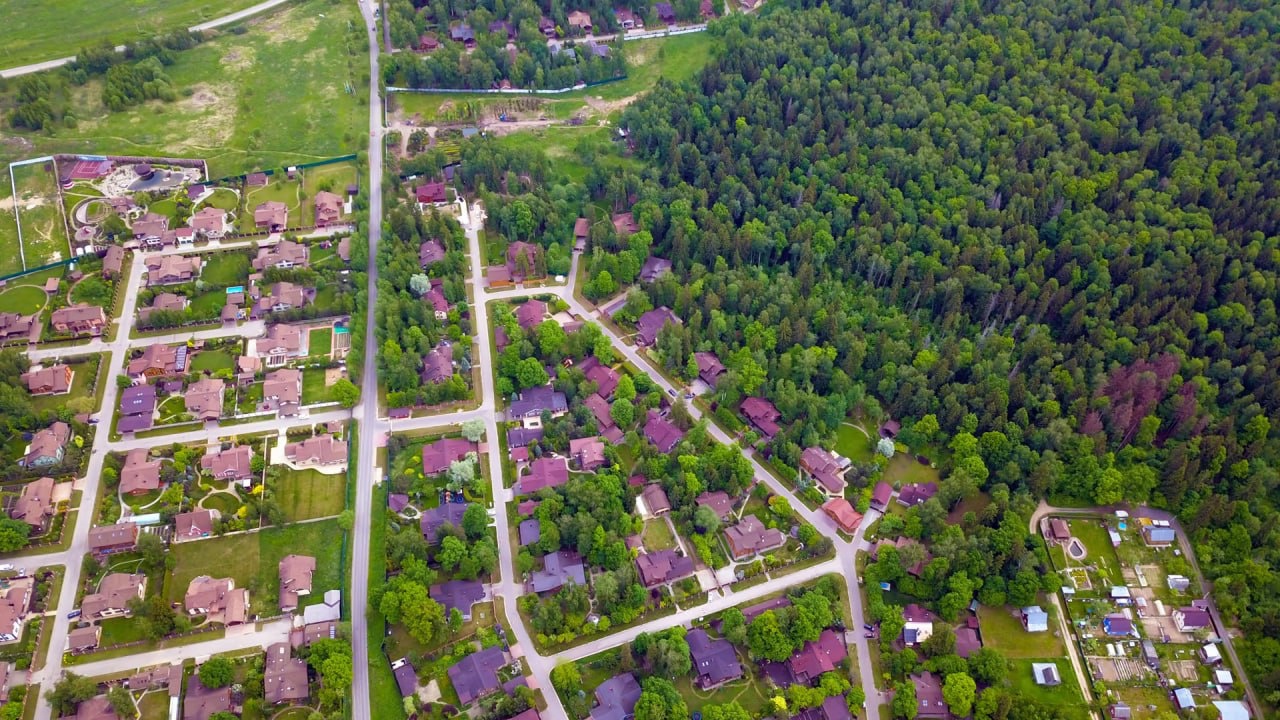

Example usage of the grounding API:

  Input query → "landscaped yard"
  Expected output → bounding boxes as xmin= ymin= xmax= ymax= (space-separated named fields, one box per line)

xmin=978 ymin=605 xmax=1066 ymax=658
xmin=835 ymin=422 xmax=874 ymax=463
xmin=188 ymin=291 xmax=229 ymax=318
xmin=641 ymin=517 xmax=677 ymax=552
xmin=673 ymin=663 xmax=771 ymax=715
xmin=200 ymin=253 xmax=250 ymax=287
xmin=189 ymin=349 xmax=235 ymax=373
xmin=273 ymin=468 xmax=346 ymax=522
xmin=200 ymin=493 xmax=242 ymax=516
xmin=10 ymin=164 xmax=70 ymax=267
xmin=1008 ymin=659 xmax=1088 ymax=720
xmin=97 ymin=616 xmax=148 ymax=646
xmin=308 ymin=327 xmax=333 ymax=358
xmin=136 ymin=689 xmax=169 ymax=720
xmin=155 ymin=395 xmax=187 ymax=422
xmin=0 ymin=285 xmax=48 ymax=314
xmin=165 ymin=519 xmax=343 ymax=613
xmin=301 ymin=368 xmax=335 ymax=404
xmin=882 ymin=453 xmax=941 ymax=487
xmin=1067 ymin=518 xmax=1124 ymax=584
xmin=202 ymin=188 xmax=240 ymax=212
xmin=30 ymin=356 xmax=100 ymax=414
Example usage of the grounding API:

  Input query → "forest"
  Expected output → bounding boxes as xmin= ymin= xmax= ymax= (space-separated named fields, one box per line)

xmin=598 ymin=0 xmax=1280 ymax=706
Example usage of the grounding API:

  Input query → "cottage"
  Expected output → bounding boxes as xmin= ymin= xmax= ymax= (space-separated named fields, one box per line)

xmin=132 ymin=212 xmax=170 ymax=240
xmin=1143 ymin=525 xmax=1176 ymax=546
xmin=262 ymin=368 xmax=303 ymax=416
xmin=422 ymin=437 xmax=476 ymax=475
xmin=789 ymin=629 xmax=847 ymax=683
xmin=693 ymin=352 xmax=725 ymax=386
xmin=0 ymin=312 xmax=36 ymax=341
xmin=190 ymin=207 xmax=228 ymax=239
xmin=1032 ymin=662 xmax=1061 ymax=686
xmin=654 ymin=2 xmax=676 ymax=24
xmin=102 ymin=245 xmax=126 ymax=279
xmin=278 ymin=554 xmax=316 ymax=612
xmin=1103 ymin=614 xmax=1134 ymax=636
xmin=128 ymin=343 xmax=185 ymax=378
xmin=639 ymin=255 xmax=672 ymax=282
xmin=1212 ymin=701 xmax=1249 ymax=720
xmin=392 ymin=659 xmax=417 ymax=698
xmin=145 ymin=254 xmax=201 ymax=285
xmin=449 ymin=24 xmax=476 ymax=47
xmin=419 ymin=503 xmax=472 ymax=542
xmin=1048 ymin=518 xmax=1071 ymax=542
xmin=643 ymin=410 xmax=684 ymax=453
xmin=12 ymin=476 xmax=55 ymax=528
xmin=20 ymin=422 xmax=71 ymax=467
xmin=414 ymin=182 xmax=448 ymax=207
xmin=696 ymin=491 xmax=735 ymax=520
xmin=256 ymin=324 xmax=305 ymax=366
xmin=570 ymin=436 xmax=608 ymax=471
xmin=567 ymin=10 xmax=593 ymax=31
xmin=419 ymin=239 xmax=447 ymax=267
xmin=314 ymin=191 xmax=344 ymax=227
xmin=640 ymin=484 xmax=671 ymax=516
xmin=1022 ymin=605 xmax=1049 ymax=633
xmin=1174 ymin=607 xmax=1212 ymax=632
xmin=118 ymin=384 xmax=157 ymax=433
xmin=516 ymin=299 xmax=548 ymax=330
xmin=81 ymin=572 xmax=146 ymax=620
xmin=635 ymin=549 xmax=694 ymax=587
xmin=898 ymin=482 xmax=939 ymax=507
xmin=184 ymin=675 xmax=233 ymax=720
xmin=822 ymin=498 xmax=862 ymax=533
xmin=724 ymin=514 xmax=786 ymax=560
xmin=505 ymin=240 xmax=541 ymax=281
xmin=800 ymin=447 xmax=846 ymax=496
xmin=139 ymin=292 xmax=187 ymax=321
xmin=635 ymin=306 xmax=680 ymax=346
xmin=67 ymin=625 xmax=102 ymax=653
xmin=590 ymin=674 xmax=640 ymax=720
xmin=1202 ymin=642 xmax=1222 ymax=664
xmin=254 ymin=240 xmax=309 ymax=270
xmin=910 ymin=672 xmax=948 ymax=720
xmin=22 ymin=365 xmax=72 ymax=396
xmin=250 ymin=281 xmax=313 ymax=318
xmin=284 ymin=435 xmax=348 ymax=467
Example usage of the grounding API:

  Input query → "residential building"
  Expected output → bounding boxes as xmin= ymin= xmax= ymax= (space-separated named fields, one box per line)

xmin=250 ymin=282 xmax=313 ymax=318
xmin=279 ymin=555 xmax=316 ymax=612
xmin=87 ymin=522 xmax=140 ymax=556
xmin=789 ymin=630 xmax=847 ymax=684
xmin=529 ymin=550 xmax=586 ymax=594
xmin=800 ymin=447 xmax=847 ymax=496
xmin=635 ymin=549 xmax=695 ymax=587
xmin=448 ymin=645 xmax=508 ymax=705
xmin=909 ymin=672 xmax=948 ymax=720
xmin=429 ymin=579 xmax=485 ymax=620
xmin=1174 ymin=607 xmax=1212 ymax=632
xmin=724 ymin=514 xmax=785 ymax=560
xmin=174 ymin=509 xmax=214 ymax=541
xmin=1048 ymin=518 xmax=1071 ymax=542
xmin=102 ymin=245 xmax=126 ymax=279
xmin=424 ymin=282 xmax=449 ymax=320
xmin=0 ymin=312 xmax=36 ymax=341
xmin=392 ymin=659 xmax=417 ymax=698
xmin=793 ymin=696 xmax=853 ymax=720
xmin=643 ymin=410 xmax=684 ymax=453
xmin=11 ymin=476 xmax=55 ymax=528
xmin=0 ymin=580 xmax=32 ymax=642
xmin=80 ymin=572 xmax=145 ymax=620
xmin=639 ymin=256 xmax=671 ymax=282
xmin=822 ymin=498 xmax=862 ymax=533
xmin=584 ymin=393 xmax=615 ymax=432
xmin=67 ymin=625 xmax=102 ymax=653
xmin=1022 ymin=605 xmax=1049 ymax=632
xmin=132 ymin=212 xmax=169 ymax=240
xmin=611 ymin=211 xmax=639 ymax=234
xmin=73 ymin=696 xmax=119 ymax=720
xmin=583 ymin=360 xmax=620 ymax=398
xmin=516 ymin=457 xmax=570 ymax=495
xmin=127 ymin=343 xmax=186 ymax=379
xmin=570 ymin=436 xmax=607 ymax=471
xmin=183 ymin=576 xmax=249 ymax=625
xmin=871 ymin=481 xmax=894 ymax=511
xmin=120 ymin=448 xmax=162 ymax=494
xmin=422 ymin=437 xmax=476 ymax=475
xmin=420 ymin=503 xmax=472 ymax=542
xmin=139 ymin=292 xmax=187 ymax=321
xmin=262 ymin=368 xmax=302 ymax=416
xmin=314 ymin=191 xmax=344 ymax=227
xmin=740 ymin=396 xmax=782 ymax=439
xmin=184 ymin=675 xmax=233 ymax=720
xmin=189 ymin=207 xmax=228 ymax=239
xmin=686 ymin=628 xmax=743 ymax=689
xmin=505 ymin=240 xmax=541 ymax=281
xmin=420 ymin=343 xmax=453 ymax=383
xmin=515 ymin=299 xmax=547 ymax=330
xmin=955 ymin=621 xmax=983 ymax=658
xmin=1031 ymin=662 xmax=1061 ymax=686
xmin=145 ymin=254 xmax=202 ymax=285
xmin=567 ymin=9 xmax=593 ymax=31
xmin=903 ymin=604 xmax=936 ymax=646
xmin=414 ymin=181 xmax=448 ymax=207
xmin=510 ymin=384 xmax=568 ymax=423
xmin=264 ymin=643 xmax=310 ymax=704
xmin=640 ymin=484 xmax=671 ymax=516
xmin=257 ymin=324 xmax=305 ymax=366
xmin=507 ymin=426 xmax=543 ymax=449
xmin=22 ymin=365 xmax=73 ymax=395
xmin=199 ymin=445 xmax=254 ymax=485
xmin=51 ymin=304 xmax=108 ymax=335
xmin=1212 ymin=701 xmax=1249 ymax=720
xmin=118 ymin=383 xmax=158 ymax=433
xmin=254 ymin=240 xmax=309 ymax=270
xmin=654 ymin=1 xmax=676 ymax=23
xmin=590 ymin=674 xmax=640 ymax=720
xmin=20 ymin=421 xmax=71 ymax=467
xmin=693 ymin=352 xmax=725 ymax=386
xmin=254 ymin=201 xmax=289 ymax=231
xmin=1202 ymin=642 xmax=1222 ymax=664
xmin=1103 ymin=614 xmax=1134 ymax=636
xmin=1143 ymin=525 xmax=1176 ymax=546
xmin=185 ymin=378 xmax=225 ymax=422
xmin=635 ymin=306 xmax=680 ymax=346
xmin=696 ymin=491 xmax=735 ymax=520
xmin=419 ymin=239 xmax=447 ymax=267
xmin=284 ymin=435 xmax=348 ymax=466
xmin=1173 ymin=688 xmax=1195 ymax=710
xmin=898 ymin=482 xmax=939 ymax=507
xmin=519 ymin=518 xmax=541 ymax=546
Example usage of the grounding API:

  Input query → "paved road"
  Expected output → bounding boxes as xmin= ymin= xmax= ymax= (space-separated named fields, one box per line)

xmin=0 ymin=0 xmax=295 ymax=79
xmin=63 ymin=619 xmax=293 ymax=679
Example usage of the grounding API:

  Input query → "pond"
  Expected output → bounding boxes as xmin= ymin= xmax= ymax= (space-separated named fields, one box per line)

xmin=1067 ymin=539 xmax=1087 ymax=560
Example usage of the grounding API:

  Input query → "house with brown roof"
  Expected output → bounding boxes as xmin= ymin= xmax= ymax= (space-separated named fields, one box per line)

xmin=574 ymin=217 xmax=590 ymax=241
xmin=145 ymin=254 xmax=202 ymax=285
xmin=73 ymin=695 xmax=119 ymax=720
xmin=611 ymin=212 xmax=639 ymax=235
xmin=570 ymin=436 xmax=607 ymax=471
xmin=567 ymin=9 xmax=592 ymax=30
xmin=264 ymin=643 xmax=310 ymax=704
xmin=314 ymin=191 xmax=344 ymax=227
xmin=279 ymin=555 xmax=316 ymax=612
xmin=201 ymin=445 xmax=254 ymax=485
xmin=801 ymin=447 xmax=847 ymax=497
xmin=870 ymin=481 xmax=893 ymax=511
xmin=257 ymin=323 xmax=305 ymax=367
xmin=584 ymin=392 xmax=615 ymax=430
xmin=643 ymin=410 xmax=684 ymax=453
xmin=424 ymin=282 xmax=450 ymax=320
xmin=580 ymin=357 xmax=621 ymax=397
xmin=898 ymin=482 xmax=939 ymax=507
xmin=262 ymin=368 xmax=302 ymax=416
xmin=184 ymin=576 xmax=249 ymax=625
xmin=635 ymin=306 xmax=680 ymax=345
xmin=696 ymin=491 xmax=734 ymax=520
xmin=640 ymin=484 xmax=671 ymax=516
xmin=184 ymin=675 xmax=233 ymax=720
xmin=132 ymin=212 xmax=170 ymax=240
xmin=789 ymin=629 xmax=848 ymax=684
xmin=120 ymin=448 xmax=163 ymax=494
xmin=285 ymin=435 xmax=348 ymax=467
xmin=190 ymin=207 xmax=229 ymax=239
xmin=51 ymin=304 xmax=108 ymax=335
xmin=20 ymin=421 xmax=71 ymax=468
xmin=174 ymin=510 xmax=213 ymax=541
xmin=414 ymin=182 xmax=449 ymax=207
xmin=823 ymin=498 xmax=862 ymax=533
xmin=102 ymin=245 xmax=126 ymax=279
xmin=139 ymin=292 xmax=188 ymax=321
xmin=87 ymin=522 xmax=140 ymax=555
xmin=254 ymin=201 xmax=289 ymax=232
xmin=67 ymin=625 xmax=102 ymax=653
xmin=417 ymin=32 xmax=440 ymax=50
xmin=22 ymin=364 xmax=73 ymax=395
xmin=250 ymin=281 xmax=313 ymax=319
xmin=421 ymin=343 xmax=454 ymax=384
xmin=422 ymin=437 xmax=476 ymax=475
xmin=506 ymin=241 xmax=541 ymax=281
xmin=185 ymin=378 xmax=225 ymax=422
xmin=80 ymin=572 xmax=145 ymax=620
xmin=254 ymin=240 xmax=309 ymax=270
xmin=515 ymin=456 xmax=569 ymax=496
xmin=687 ymin=628 xmax=743 ymax=690
xmin=12 ymin=476 xmax=56 ymax=528
xmin=0 ymin=579 xmax=33 ymax=642
xmin=639 ymin=256 xmax=671 ymax=283
xmin=693 ymin=352 xmax=725 ymax=386
xmin=740 ymin=396 xmax=782 ymax=439
xmin=0 ymin=312 xmax=37 ymax=342
xmin=430 ymin=579 xmax=486 ymax=620
xmin=636 ymin=549 xmax=694 ymax=587
xmin=127 ymin=343 xmax=184 ymax=379
xmin=724 ymin=514 xmax=785 ymax=560
xmin=419 ymin=238 xmax=447 ymax=267
xmin=515 ymin=299 xmax=547 ymax=330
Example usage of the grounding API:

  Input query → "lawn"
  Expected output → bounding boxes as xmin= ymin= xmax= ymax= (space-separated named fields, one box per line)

xmin=6 ymin=0 xmax=367 ymax=179
xmin=0 ymin=0 xmax=271 ymax=68
xmin=199 ymin=493 xmax=241 ymax=516
xmin=165 ymin=519 xmax=343 ymax=613
xmin=673 ymin=663 xmax=771 ymax=716
xmin=308 ymin=327 xmax=332 ymax=357
xmin=30 ymin=356 xmax=99 ymax=414
xmin=1067 ymin=518 xmax=1124 ymax=585
xmin=1008 ymin=659 xmax=1088 ymax=720
xmin=97 ymin=616 xmax=148 ymax=646
xmin=882 ymin=454 xmax=941 ymax=487
xmin=301 ymin=368 xmax=335 ymax=404
xmin=367 ymin=483 xmax=407 ymax=720
xmin=137 ymin=690 xmax=169 ymax=720
xmin=273 ymin=468 xmax=346 ymax=522
xmin=978 ymin=605 xmax=1065 ymax=658
xmin=641 ymin=517 xmax=677 ymax=552
xmin=189 ymin=349 xmax=235 ymax=373
xmin=155 ymin=395 xmax=186 ymax=421
xmin=835 ymin=422 xmax=874 ymax=463
xmin=0 ymin=182 xmax=21 ymax=276
xmin=202 ymin=188 xmax=240 ymax=212
xmin=241 ymin=179 xmax=302 ymax=231
xmin=185 ymin=291 xmax=227 ymax=319
xmin=0 ymin=285 xmax=48 ymax=314
xmin=301 ymin=162 xmax=356 ymax=219
xmin=200 ymin=253 xmax=250 ymax=287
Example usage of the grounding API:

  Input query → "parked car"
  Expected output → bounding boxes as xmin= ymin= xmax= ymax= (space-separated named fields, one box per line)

xmin=863 ymin=623 xmax=874 ymax=631
xmin=66 ymin=609 xmax=81 ymax=619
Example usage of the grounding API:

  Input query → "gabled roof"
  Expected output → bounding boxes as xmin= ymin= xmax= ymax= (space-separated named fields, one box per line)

xmin=420 ymin=502 xmax=471 ymax=541
xmin=448 ymin=645 xmax=507 ymax=705
xmin=510 ymin=384 xmax=567 ymax=417
xmin=517 ymin=457 xmax=570 ymax=495
xmin=643 ymin=410 xmax=684 ymax=453
xmin=635 ymin=549 xmax=694 ymax=587
xmin=429 ymin=579 xmax=486 ymax=619
xmin=591 ymin=674 xmax=641 ymax=720
xmin=635 ymin=306 xmax=680 ymax=345
xmin=640 ymin=484 xmax=671 ymax=515
xmin=687 ymin=628 xmax=743 ymax=685
xmin=529 ymin=550 xmax=585 ymax=593
xmin=696 ymin=491 xmax=734 ymax=519
xmin=422 ymin=437 xmax=476 ymax=475
xmin=788 ymin=629 xmax=846 ymax=682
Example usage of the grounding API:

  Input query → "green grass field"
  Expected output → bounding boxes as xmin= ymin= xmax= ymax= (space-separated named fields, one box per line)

xmin=978 ymin=605 xmax=1066 ymax=658
xmin=189 ymin=349 xmax=234 ymax=373
xmin=202 ymin=188 xmax=240 ymax=212
xmin=273 ymin=467 xmax=346 ymax=522
xmin=308 ymin=327 xmax=332 ymax=357
xmin=0 ymin=0 xmax=271 ymax=69
xmin=97 ymin=616 xmax=148 ymax=646
xmin=242 ymin=179 xmax=302 ymax=230
xmin=883 ymin=454 xmax=941 ymax=487
xmin=10 ymin=164 xmax=70 ymax=267
xmin=0 ymin=179 xmax=20 ymax=277
xmin=641 ymin=517 xmax=677 ymax=551
xmin=200 ymin=253 xmax=250 ymax=286
xmin=835 ymin=422 xmax=874 ymax=463
xmin=1008 ymin=659 xmax=1088 ymax=720
xmin=165 ymin=518 xmax=343 ymax=613
xmin=4 ymin=0 xmax=367 ymax=178
xmin=137 ymin=690 xmax=168 ymax=720
xmin=0 ymin=285 xmax=48 ymax=314
xmin=301 ymin=368 xmax=334 ymax=404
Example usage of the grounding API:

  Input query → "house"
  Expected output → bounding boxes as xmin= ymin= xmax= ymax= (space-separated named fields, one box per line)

xmin=789 ymin=629 xmax=847 ymax=683
xmin=120 ymin=448 xmax=162 ymax=494
xmin=570 ymin=436 xmax=608 ymax=471
xmin=740 ymin=396 xmax=782 ymax=440
xmin=639 ymin=256 xmax=672 ymax=282
xmin=874 ymin=536 xmax=930 ymax=577
xmin=145 ymin=254 xmax=202 ymax=285
xmin=1173 ymin=688 xmax=1195 ymax=711
xmin=793 ymin=696 xmax=853 ymax=720
xmin=694 ymin=352 xmax=726 ymax=386
xmin=510 ymin=384 xmax=568 ymax=422
xmin=801 ymin=447 xmax=847 ymax=496
xmin=567 ymin=10 xmax=593 ymax=31
xmin=725 ymin=514 xmax=786 ymax=560
xmin=687 ymin=628 xmax=743 ymax=689
xmin=1103 ymin=614 xmax=1134 ymax=636
xmin=640 ymin=484 xmax=671 ymax=516
xmin=184 ymin=675 xmax=233 ymax=720
xmin=132 ymin=212 xmax=170 ymax=240
xmin=51 ymin=304 xmax=108 ymax=335
xmin=183 ymin=576 xmax=249 ymax=625
xmin=643 ymin=410 xmax=684 ymax=453
xmin=256 ymin=324 xmax=305 ymax=366
xmin=414 ymin=182 xmax=448 ymax=207
xmin=635 ymin=306 xmax=680 ymax=345
xmin=516 ymin=299 xmax=548 ymax=330
xmin=314 ymin=191 xmax=344 ymax=227
xmin=582 ymin=359 xmax=620 ymax=398
xmin=80 ymin=572 xmax=146 ymax=620
xmin=417 ymin=33 xmax=440 ymax=51
xmin=1031 ymin=662 xmax=1061 ymax=686
xmin=574 ymin=217 xmax=590 ymax=242
xmin=392 ymin=659 xmax=417 ymax=698
xmin=584 ymin=393 xmax=615 ymax=430
xmin=11 ymin=476 xmax=55 ymax=528
xmin=262 ymin=368 xmax=302 ymax=416
xmin=254 ymin=240 xmax=309 ymax=270
xmin=22 ymin=364 xmax=72 ymax=395
xmin=1212 ymin=701 xmax=1249 ymax=720
xmin=174 ymin=509 xmax=214 ymax=541
xmin=955 ymin=622 xmax=983 ymax=658
xmin=448 ymin=645 xmax=508 ymax=705
xmin=237 ymin=355 xmax=261 ymax=385
xmin=1216 ymin=669 xmax=1234 ymax=686
xmin=199 ymin=443 xmax=252 ymax=481
xmin=696 ymin=491 xmax=735 ymax=520
xmin=20 ymin=421 xmax=71 ymax=467
xmin=1111 ymin=585 xmax=1132 ymax=603
xmin=100 ymin=245 xmax=126 ymax=280
xmin=421 ymin=343 xmax=453 ymax=383
xmin=506 ymin=240 xmax=541 ymax=281
xmin=903 ymin=604 xmax=936 ymax=646
xmin=250 ymin=281 xmax=313 ymax=318
xmin=898 ymin=482 xmax=939 ymax=507
xmin=420 ymin=503 xmax=472 ymax=542
xmin=284 ymin=435 xmax=348 ymax=466
xmin=636 ymin=549 xmax=694 ymax=587
xmin=0 ymin=312 xmax=36 ymax=341
xmin=519 ymin=519 xmax=541 ymax=546
xmin=190 ymin=207 xmax=229 ymax=239
xmin=910 ymin=672 xmax=948 ymax=720
xmin=301 ymin=589 xmax=340 ymax=626
xmin=185 ymin=377 xmax=225 ymax=422
xmin=654 ymin=1 xmax=676 ymax=24
xmin=422 ymin=438 xmax=476 ymax=475
xmin=278 ymin=554 xmax=316 ymax=612
xmin=429 ymin=579 xmax=485 ymax=620
xmin=1202 ymin=642 xmax=1222 ymax=664
xmin=264 ymin=643 xmax=309 ymax=704
xmin=516 ymin=457 xmax=570 ymax=495
xmin=140 ymin=292 xmax=187 ymax=321
xmin=1110 ymin=703 xmax=1132 ymax=720
xmin=879 ymin=419 xmax=901 ymax=438
xmin=1022 ymin=605 xmax=1049 ymax=632
xmin=118 ymin=384 xmax=157 ymax=433
xmin=1167 ymin=574 xmax=1191 ymax=592
xmin=1144 ymin=525 xmax=1176 ymax=546
xmin=449 ymin=24 xmax=476 ymax=47
xmin=0 ymin=579 xmax=32 ymax=642
xmin=700 ymin=0 xmax=715 ymax=18
xmin=822 ymin=498 xmax=862 ymax=533
xmin=73 ymin=696 xmax=119 ymax=720
xmin=590 ymin=674 xmax=641 ymax=720
xmin=529 ymin=550 xmax=586 ymax=593
xmin=128 ymin=343 xmax=185 ymax=378
xmin=419 ymin=239 xmax=447 ymax=267
xmin=1174 ymin=607 xmax=1212 ymax=632
xmin=539 ymin=15 xmax=557 ymax=36
xmin=87 ymin=522 xmax=140 ymax=555
xmin=507 ymin=426 xmax=543 ymax=449
xmin=488 ymin=19 xmax=515 ymax=39
xmin=1048 ymin=518 xmax=1071 ymax=542
xmin=67 ymin=625 xmax=102 ymax=652
xmin=487 ymin=265 xmax=512 ymax=288
xmin=422 ymin=279 xmax=450 ymax=319
xmin=254 ymin=201 xmax=289 ymax=231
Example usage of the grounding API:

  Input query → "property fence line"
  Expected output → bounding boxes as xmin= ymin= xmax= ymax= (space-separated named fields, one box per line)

xmin=0 ymin=256 xmax=78 ymax=284
xmin=387 ymin=75 xmax=627 ymax=96
xmin=205 ymin=154 xmax=359 ymax=186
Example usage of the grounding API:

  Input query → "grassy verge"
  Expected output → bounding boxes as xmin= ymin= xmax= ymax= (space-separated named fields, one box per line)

xmin=366 ymin=482 xmax=406 ymax=720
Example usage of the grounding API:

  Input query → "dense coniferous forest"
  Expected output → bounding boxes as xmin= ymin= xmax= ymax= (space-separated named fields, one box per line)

xmin=608 ymin=0 xmax=1280 ymax=702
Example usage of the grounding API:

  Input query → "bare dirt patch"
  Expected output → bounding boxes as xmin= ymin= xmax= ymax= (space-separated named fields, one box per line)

xmin=584 ymin=94 xmax=638 ymax=115
xmin=175 ymin=83 xmax=237 ymax=149
xmin=263 ymin=14 xmax=318 ymax=43
xmin=1168 ymin=659 xmax=1198 ymax=682
xmin=324 ymin=368 xmax=346 ymax=386
xmin=220 ymin=47 xmax=255 ymax=73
